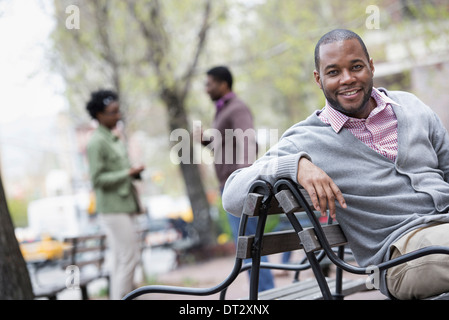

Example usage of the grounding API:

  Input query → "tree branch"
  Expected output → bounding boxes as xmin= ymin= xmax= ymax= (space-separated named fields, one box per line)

xmin=180 ymin=0 xmax=213 ymax=102
xmin=91 ymin=1 xmax=122 ymax=95
xmin=126 ymin=0 xmax=172 ymax=89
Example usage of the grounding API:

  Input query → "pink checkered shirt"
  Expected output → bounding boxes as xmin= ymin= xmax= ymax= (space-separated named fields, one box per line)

xmin=318 ymin=88 xmax=400 ymax=162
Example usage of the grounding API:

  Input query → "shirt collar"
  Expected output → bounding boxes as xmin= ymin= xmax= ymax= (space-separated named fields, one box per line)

xmin=215 ymin=92 xmax=236 ymax=111
xmin=97 ymin=124 xmax=119 ymax=141
xmin=323 ymin=87 xmax=400 ymax=133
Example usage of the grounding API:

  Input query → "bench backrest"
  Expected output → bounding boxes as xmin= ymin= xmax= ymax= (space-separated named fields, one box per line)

xmin=62 ymin=234 xmax=107 ymax=270
xmin=236 ymin=189 xmax=348 ymax=259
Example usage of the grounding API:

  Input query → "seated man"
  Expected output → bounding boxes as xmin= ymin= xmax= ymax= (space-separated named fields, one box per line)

xmin=222 ymin=29 xmax=449 ymax=300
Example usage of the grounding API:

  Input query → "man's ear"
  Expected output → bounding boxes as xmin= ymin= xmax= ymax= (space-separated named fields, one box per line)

xmin=313 ymin=70 xmax=323 ymax=90
xmin=369 ymin=58 xmax=375 ymax=75
xmin=219 ymin=81 xmax=229 ymax=94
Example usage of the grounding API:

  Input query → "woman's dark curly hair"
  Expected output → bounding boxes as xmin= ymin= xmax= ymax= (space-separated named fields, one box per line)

xmin=86 ymin=90 xmax=119 ymax=120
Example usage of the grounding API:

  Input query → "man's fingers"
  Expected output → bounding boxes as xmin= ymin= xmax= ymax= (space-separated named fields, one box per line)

xmin=306 ymin=184 xmax=328 ymax=216
xmin=323 ymin=184 xmax=337 ymax=218
xmin=307 ymin=182 xmax=346 ymax=218
xmin=297 ymin=158 xmax=347 ymax=218
xmin=330 ymin=181 xmax=347 ymax=209
xmin=306 ymin=187 xmax=321 ymax=212
xmin=315 ymin=185 xmax=329 ymax=217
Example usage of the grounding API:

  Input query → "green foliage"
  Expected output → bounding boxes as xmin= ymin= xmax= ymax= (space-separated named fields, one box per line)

xmin=7 ymin=197 xmax=28 ymax=228
xmin=50 ymin=0 xmax=449 ymax=197
xmin=216 ymin=196 xmax=232 ymax=238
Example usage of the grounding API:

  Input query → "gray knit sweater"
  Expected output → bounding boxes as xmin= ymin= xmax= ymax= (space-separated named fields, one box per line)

xmin=222 ymin=89 xmax=449 ymax=295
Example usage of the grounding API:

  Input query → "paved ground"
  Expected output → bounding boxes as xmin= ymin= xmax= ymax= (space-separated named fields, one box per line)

xmin=135 ymin=249 xmax=385 ymax=300
xmin=38 ymin=245 xmax=385 ymax=300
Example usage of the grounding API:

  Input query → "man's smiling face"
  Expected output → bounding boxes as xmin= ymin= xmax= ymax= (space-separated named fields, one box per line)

xmin=314 ymin=38 xmax=376 ymax=119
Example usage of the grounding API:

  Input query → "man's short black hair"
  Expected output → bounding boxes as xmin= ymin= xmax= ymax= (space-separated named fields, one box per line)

xmin=86 ymin=89 xmax=118 ymax=119
xmin=207 ymin=66 xmax=233 ymax=90
xmin=314 ymin=29 xmax=370 ymax=72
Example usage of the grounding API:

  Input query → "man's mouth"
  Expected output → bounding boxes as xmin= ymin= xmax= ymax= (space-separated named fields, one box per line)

xmin=338 ymin=89 xmax=361 ymax=98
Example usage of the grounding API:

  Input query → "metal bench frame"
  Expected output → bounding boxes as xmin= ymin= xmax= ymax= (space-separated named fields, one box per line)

xmin=238 ymin=179 xmax=363 ymax=300
xmin=272 ymin=178 xmax=449 ymax=300
xmin=123 ymin=180 xmax=325 ymax=300
xmin=123 ymin=178 xmax=449 ymax=300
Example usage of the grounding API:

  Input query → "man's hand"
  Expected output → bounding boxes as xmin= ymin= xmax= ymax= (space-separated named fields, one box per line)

xmin=129 ymin=165 xmax=145 ymax=179
xmin=297 ymin=157 xmax=346 ymax=219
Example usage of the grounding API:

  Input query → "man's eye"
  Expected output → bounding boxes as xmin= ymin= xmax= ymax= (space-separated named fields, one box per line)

xmin=353 ymin=65 xmax=363 ymax=70
xmin=327 ymin=70 xmax=338 ymax=76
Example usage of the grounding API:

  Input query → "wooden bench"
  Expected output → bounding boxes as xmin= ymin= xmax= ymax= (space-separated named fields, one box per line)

xmin=122 ymin=179 xmax=449 ymax=300
xmin=235 ymin=180 xmax=369 ymax=300
xmin=268 ymin=178 xmax=449 ymax=300
xmin=33 ymin=276 xmax=69 ymax=300
xmin=33 ymin=233 xmax=109 ymax=300
xmin=121 ymin=180 xmax=368 ymax=300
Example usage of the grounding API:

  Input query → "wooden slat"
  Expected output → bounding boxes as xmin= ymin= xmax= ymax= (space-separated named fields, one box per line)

xmin=249 ymin=277 xmax=369 ymax=300
xmin=236 ymin=224 xmax=347 ymax=259
xmin=275 ymin=189 xmax=312 ymax=214
xmin=236 ymin=230 xmax=302 ymax=259
xmin=242 ymin=193 xmax=285 ymax=217
xmin=281 ymin=278 xmax=335 ymax=300
xmin=242 ymin=193 xmax=264 ymax=216
xmin=65 ymin=245 xmax=105 ymax=254
xmin=299 ymin=224 xmax=348 ymax=253
xmin=244 ymin=187 xmax=313 ymax=217
xmin=255 ymin=278 xmax=320 ymax=300
xmin=64 ymin=234 xmax=106 ymax=243
xmin=279 ymin=278 xmax=367 ymax=300
xmin=62 ymin=257 xmax=104 ymax=269
xmin=62 ymin=234 xmax=107 ymax=269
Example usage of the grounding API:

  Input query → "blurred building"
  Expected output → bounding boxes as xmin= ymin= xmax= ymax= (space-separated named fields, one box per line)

xmin=367 ymin=0 xmax=449 ymax=128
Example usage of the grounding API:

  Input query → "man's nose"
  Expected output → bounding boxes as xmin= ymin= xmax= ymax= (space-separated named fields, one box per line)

xmin=340 ymin=69 xmax=356 ymax=85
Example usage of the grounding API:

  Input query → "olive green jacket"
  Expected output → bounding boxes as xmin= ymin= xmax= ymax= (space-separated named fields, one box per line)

xmin=86 ymin=125 xmax=139 ymax=214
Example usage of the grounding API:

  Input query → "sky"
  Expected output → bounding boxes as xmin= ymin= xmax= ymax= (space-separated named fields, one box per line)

xmin=0 ymin=0 xmax=69 ymax=197
xmin=0 ymin=0 xmax=66 ymax=124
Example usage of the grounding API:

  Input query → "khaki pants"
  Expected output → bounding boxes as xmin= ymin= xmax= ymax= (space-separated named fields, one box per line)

xmin=100 ymin=213 xmax=140 ymax=300
xmin=386 ymin=223 xmax=449 ymax=300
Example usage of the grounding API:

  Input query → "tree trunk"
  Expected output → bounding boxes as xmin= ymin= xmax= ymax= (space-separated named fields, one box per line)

xmin=162 ymin=88 xmax=216 ymax=246
xmin=179 ymin=162 xmax=215 ymax=246
xmin=0 ymin=175 xmax=34 ymax=299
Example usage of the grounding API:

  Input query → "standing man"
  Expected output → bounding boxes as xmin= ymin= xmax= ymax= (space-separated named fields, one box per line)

xmin=201 ymin=66 xmax=274 ymax=292
xmin=85 ymin=89 xmax=145 ymax=299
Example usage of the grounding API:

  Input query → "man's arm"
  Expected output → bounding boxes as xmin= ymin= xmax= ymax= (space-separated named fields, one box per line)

xmin=431 ymin=112 xmax=449 ymax=182
xmin=222 ymin=135 xmax=345 ymax=217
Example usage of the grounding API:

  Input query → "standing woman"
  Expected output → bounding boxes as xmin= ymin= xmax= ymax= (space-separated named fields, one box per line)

xmin=85 ymin=90 xmax=145 ymax=299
